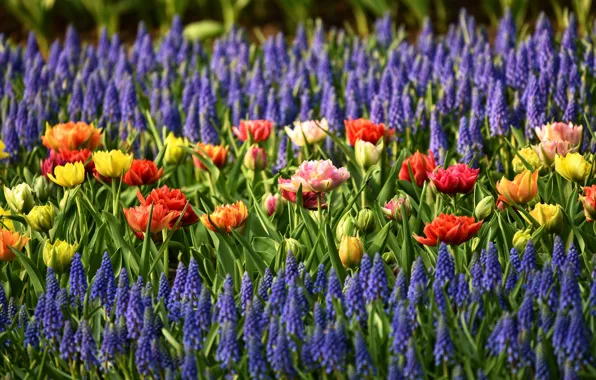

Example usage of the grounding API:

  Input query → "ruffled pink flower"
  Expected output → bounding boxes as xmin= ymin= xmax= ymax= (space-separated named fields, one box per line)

xmin=381 ymin=197 xmax=411 ymax=221
xmin=535 ymin=122 xmax=582 ymax=146
xmin=279 ymin=160 xmax=351 ymax=193
xmin=278 ymin=178 xmax=325 ymax=210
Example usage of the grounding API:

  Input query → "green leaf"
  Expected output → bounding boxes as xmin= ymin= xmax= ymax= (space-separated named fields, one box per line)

xmin=325 ymin=224 xmax=346 ymax=283
xmin=183 ymin=21 xmax=225 ymax=40
xmin=11 ymin=248 xmax=44 ymax=296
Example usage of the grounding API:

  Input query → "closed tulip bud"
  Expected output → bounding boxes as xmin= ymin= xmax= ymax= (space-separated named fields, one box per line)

xmin=4 ymin=184 xmax=35 ymax=214
xmin=280 ymin=238 xmax=304 ymax=261
xmin=339 ymin=236 xmax=364 ymax=268
xmin=33 ymin=176 xmax=51 ymax=202
xmin=354 ymin=139 xmax=383 ymax=169
xmin=529 ymin=203 xmax=564 ymax=234
xmin=474 ymin=195 xmax=495 ymax=220
xmin=43 ymin=240 xmax=78 ymax=274
xmin=25 ymin=205 xmax=54 ymax=233
xmin=164 ymin=132 xmax=188 ymax=165
xmin=336 ymin=214 xmax=356 ymax=240
xmin=512 ymin=147 xmax=543 ymax=173
xmin=243 ymin=145 xmax=268 ymax=171
xmin=59 ymin=190 xmax=71 ymax=211
xmin=262 ymin=193 xmax=283 ymax=216
xmin=381 ymin=196 xmax=411 ymax=221
xmin=513 ymin=229 xmax=531 ymax=252
xmin=355 ymin=208 xmax=375 ymax=233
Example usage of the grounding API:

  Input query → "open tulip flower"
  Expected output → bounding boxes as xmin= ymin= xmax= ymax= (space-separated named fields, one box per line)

xmin=193 ymin=143 xmax=229 ymax=170
xmin=42 ymin=121 xmax=102 ymax=151
xmin=279 ymin=160 xmax=350 ymax=193
xmin=123 ymin=203 xmax=180 ymax=236
xmin=496 ymin=170 xmax=538 ymax=206
xmin=428 ymin=164 xmax=479 ymax=195
xmin=554 ymin=153 xmax=591 ymax=183
xmin=413 ymin=213 xmax=483 ymax=246
xmin=233 ymin=120 xmax=273 ymax=143
xmin=93 ymin=150 xmax=134 ymax=178
xmin=285 ymin=119 xmax=329 ymax=146
xmin=278 ymin=178 xmax=326 ymax=210
xmin=201 ymin=201 xmax=248 ymax=233
xmin=137 ymin=186 xmax=198 ymax=227
xmin=580 ymin=186 xmax=596 ymax=222
xmin=48 ymin=162 xmax=86 ymax=187
xmin=399 ymin=151 xmax=437 ymax=187
xmin=0 ymin=229 xmax=28 ymax=261
xmin=345 ymin=118 xmax=391 ymax=146
xmin=123 ymin=159 xmax=163 ymax=186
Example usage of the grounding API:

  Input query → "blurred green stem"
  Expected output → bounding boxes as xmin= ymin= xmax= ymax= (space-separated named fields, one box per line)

xmin=352 ymin=3 xmax=369 ymax=35
xmin=221 ymin=0 xmax=235 ymax=31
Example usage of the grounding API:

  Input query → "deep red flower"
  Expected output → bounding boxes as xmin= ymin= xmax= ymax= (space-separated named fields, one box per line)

xmin=278 ymin=178 xmax=326 ymax=210
xmin=137 ymin=185 xmax=198 ymax=227
xmin=428 ymin=164 xmax=479 ymax=194
xmin=344 ymin=118 xmax=391 ymax=146
xmin=399 ymin=151 xmax=437 ymax=187
xmin=413 ymin=213 xmax=483 ymax=246
xmin=123 ymin=159 xmax=164 ymax=186
xmin=232 ymin=120 xmax=273 ymax=142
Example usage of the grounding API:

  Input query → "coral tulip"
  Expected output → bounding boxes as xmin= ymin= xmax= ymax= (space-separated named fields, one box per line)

xmin=496 ymin=170 xmax=538 ymax=206
xmin=123 ymin=203 xmax=179 ymax=235
xmin=413 ymin=214 xmax=483 ymax=246
xmin=193 ymin=143 xmax=228 ymax=170
xmin=137 ymin=186 xmax=198 ymax=227
xmin=345 ymin=118 xmax=391 ymax=146
xmin=399 ymin=151 xmax=437 ymax=187
xmin=123 ymin=159 xmax=163 ymax=186
xmin=233 ymin=120 xmax=273 ymax=142
xmin=200 ymin=201 xmax=248 ymax=233
xmin=428 ymin=164 xmax=479 ymax=194
xmin=42 ymin=121 xmax=102 ymax=151
xmin=579 ymin=185 xmax=596 ymax=222
xmin=0 ymin=229 xmax=28 ymax=261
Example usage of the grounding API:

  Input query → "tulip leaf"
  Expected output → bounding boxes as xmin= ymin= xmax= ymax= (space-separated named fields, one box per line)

xmin=231 ymin=229 xmax=266 ymax=276
xmin=378 ymin=150 xmax=406 ymax=204
xmin=325 ymin=224 xmax=346 ymax=283
xmin=367 ymin=222 xmax=391 ymax=256
xmin=11 ymin=248 xmax=44 ymax=296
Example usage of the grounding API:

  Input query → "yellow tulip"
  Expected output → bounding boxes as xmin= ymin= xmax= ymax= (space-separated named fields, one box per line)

xmin=0 ymin=206 xmax=14 ymax=230
xmin=339 ymin=236 xmax=364 ymax=268
xmin=164 ymin=133 xmax=188 ymax=165
xmin=0 ymin=140 xmax=10 ymax=160
xmin=43 ymin=240 xmax=77 ymax=274
xmin=529 ymin=203 xmax=563 ymax=234
xmin=25 ymin=205 xmax=55 ymax=233
xmin=93 ymin=150 xmax=133 ymax=178
xmin=48 ymin=162 xmax=85 ymax=187
xmin=555 ymin=153 xmax=591 ymax=182
xmin=512 ymin=147 xmax=543 ymax=173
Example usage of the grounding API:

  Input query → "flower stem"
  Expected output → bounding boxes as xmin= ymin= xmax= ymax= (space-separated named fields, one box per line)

xmin=162 ymin=229 xmax=169 ymax=277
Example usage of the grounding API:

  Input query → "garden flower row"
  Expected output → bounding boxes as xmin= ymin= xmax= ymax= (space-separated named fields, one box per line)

xmin=0 ymin=7 xmax=595 ymax=378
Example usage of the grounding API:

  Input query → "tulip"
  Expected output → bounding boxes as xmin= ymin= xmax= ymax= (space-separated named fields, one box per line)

xmin=0 ymin=140 xmax=9 ymax=160
xmin=355 ymin=139 xmax=383 ymax=169
xmin=554 ymin=153 xmax=591 ymax=182
xmin=512 ymin=229 xmax=531 ymax=252
xmin=124 ymin=203 xmax=180 ymax=236
xmin=164 ymin=133 xmax=188 ymax=165
xmin=25 ymin=205 xmax=55 ymax=233
xmin=280 ymin=238 xmax=304 ymax=261
xmin=339 ymin=236 xmax=364 ymax=268
xmin=579 ymin=185 xmax=596 ymax=222
xmin=535 ymin=122 xmax=582 ymax=146
xmin=336 ymin=214 xmax=356 ymax=240
xmin=193 ymin=143 xmax=229 ymax=170
xmin=4 ymin=183 xmax=35 ymax=214
xmin=42 ymin=121 xmax=102 ymax=151
xmin=43 ymin=240 xmax=77 ymax=273
xmin=355 ymin=208 xmax=376 ymax=233
xmin=529 ymin=203 xmax=563 ymax=234
xmin=474 ymin=195 xmax=495 ymax=220
xmin=382 ymin=196 xmax=411 ymax=221
xmin=428 ymin=164 xmax=479 ymax=194
xmin=200 ymin=201 xmax=249 ymax=234
xmin=233 ymin=120 xmax=273 ymax=142
xmin=137 ymin=186 xmax=199 ymax=227
xmin=344 ymin=118 xmax=391 ymax=146
xmin=93 ymin=150 xmax=133 ymax=178
xmin=399 ymin=151 xmax=437 ymax=187
xmin=413 ymin=213 xmax=483 ymax=246
xmin=243 ymin=146 xmax=268 ymax=171
xmin=123 ymin=159 xmax=164 ymax=186
xmin=278 ymin=178 xmax=326 ymax=210
xmin=33 ymin=176 xmax=52 ymax=202
xmin=48 ymin=162 xmax=86 ymax=187
xmin=0 ymin=206 xmax=14 ymax=230
xmin=0 ymin=229 xmax=28 ymax=261
xmin=496 ymin=170 xmax=538 ymax=206
xmin=263 ymin=193 xmax=283 ymax=216
xmin=512 ymin=147 xmax=543 ymax=173
xmin=285 ymin=119 xmax=329 ymax=146
xmin=535 ymin=141 xmax=560 ymax=167
xmin=278 ymin=160 xmax=350 ymax=193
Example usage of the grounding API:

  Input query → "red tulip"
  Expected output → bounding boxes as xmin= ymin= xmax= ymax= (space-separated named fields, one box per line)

xmin=123 ymin=203 xmax=179 ymax=236
xmin=413 ymin=213 xmax=483 ymax=246
xmin=428 ymin=164 xmax=479 ymax=194
xmin=137 ymin=185 xmax=199 ymax=227
xmin=232 ymin=120 xmax=273 ymax=142
xmin=123 ymin=159 xmax=163 ymax=186
xmin=278 ymin=178 xmax=326 ymax=210
xmin=344 ymin=118 xmax=391 ymax=146
xmin=399 ymin=151 xmax=437 ymax=187
xmin=579 ymin=185 xmax=596 ymax=222
xmin=41 ymin=149 xmax=94 ymax=177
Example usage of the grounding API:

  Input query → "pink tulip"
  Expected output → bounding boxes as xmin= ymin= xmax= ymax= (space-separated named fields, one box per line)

xmin=381 ymin=197 xmax=411 ymax=221
xmin=535 ymin=122 xmax=582 ymax=146
xmin=279 ymin=160 xmax=351 ymax=193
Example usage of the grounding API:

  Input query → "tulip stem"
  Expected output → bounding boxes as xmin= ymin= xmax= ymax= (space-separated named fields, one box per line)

xmin=111 ymin=179 xmax=119 ymax=218
xmin=162 ymin=229 xmax=169 ymax=277
xmin=261 ymin=171 xmax=270 ymax=194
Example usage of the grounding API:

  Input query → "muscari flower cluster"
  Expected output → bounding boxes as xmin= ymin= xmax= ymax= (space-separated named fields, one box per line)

xmin=1 ymin=9 xmax=595 ymax=169
xmin=2 ymin=238 xmax=594 ymax=378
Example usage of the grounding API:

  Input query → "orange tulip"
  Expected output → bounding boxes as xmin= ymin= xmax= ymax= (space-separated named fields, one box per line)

xmin=192 ymin=143 xmax=229 ymax=170
xmin=123 ymin=204 xmax=179 ymax=235
xmin=496 ymin=170 xmax=538 ymax=206
xmin=42 ymin=122 xmax=102 ymax=151
xmin=0 ymin=229 xmax=29 ymax=261
xmin=201 ymin=201 xmax=248 ymax=233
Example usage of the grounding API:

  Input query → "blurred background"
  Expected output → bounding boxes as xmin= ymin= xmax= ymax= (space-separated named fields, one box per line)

xmin=0 ymin=0 xmax=593 ymax=51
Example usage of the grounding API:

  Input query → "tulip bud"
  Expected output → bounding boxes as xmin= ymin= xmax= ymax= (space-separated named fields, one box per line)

xmin=512 ymin=147 xmax=543 ymax=174
xmin=262 ymin=193 xmax=283 ymax=217
xmin=33 ymin=176 xmax=51 ymax=202
xmin=513 ymin=229 xmax=531 ymax=252
xmin=25 ymin=205 xmax=55 ymax=233
xmin=339 ymin=236 xmax=364 ymax=268
xmin=164 ymin=132 xmax=187 ymax=165
xmin=475 ymin=195 xmax=495 ymax=220
xmin=4 ymin=184 xmax=35 ymax=214
xmin=43 ymin=240 xmax=77 ymax=274
xmin=280 ymin=238 xmax=304 ymax=261
xmin=336 ymin=214 xmax=356 ymax=240
xmin=243 ymin=145 xmax=268 ymax=171
xmin=355 ymin=140 xmax=383 ymax=169
xmin=355 ymin=208 xmax=375 ymax=233
xmin=529 ymin=203 xmax=564 ymax=234
xmin=382 ymin=197 xmax=411 ymax=221
xmin=59 ymin=190 xmax=71 ymax=211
